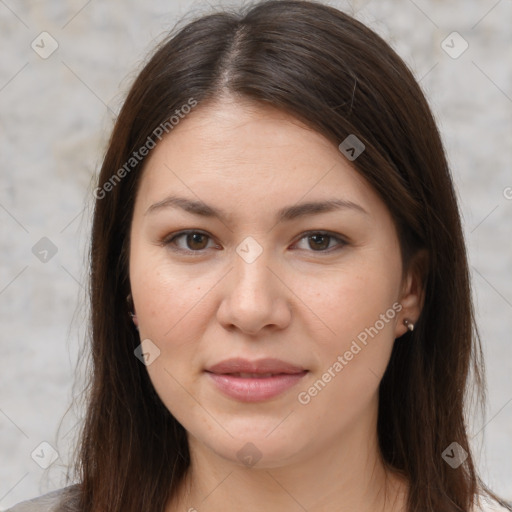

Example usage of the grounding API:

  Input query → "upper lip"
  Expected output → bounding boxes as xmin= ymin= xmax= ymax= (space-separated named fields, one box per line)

xmin=205 ymin=357 xmax=306 ymax=375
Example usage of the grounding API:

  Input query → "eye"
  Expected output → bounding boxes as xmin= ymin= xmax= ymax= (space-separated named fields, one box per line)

xmin=161 ymin=230 xmax=217 ymax=254
xmin=160 ymin=230 xmax=348 ymax=255
xmin=293 ymin=231 xmax=347 ymax=253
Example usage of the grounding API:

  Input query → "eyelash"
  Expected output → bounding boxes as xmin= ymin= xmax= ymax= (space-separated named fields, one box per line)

xmin=159 ymin=230 xmax=348 ymax=256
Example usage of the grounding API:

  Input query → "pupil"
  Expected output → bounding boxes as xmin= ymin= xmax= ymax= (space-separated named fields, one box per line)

xmin=310 ymin=234 xmax=328 ymax=250
xmin=188 ymin=233 xmax=206 ymax=249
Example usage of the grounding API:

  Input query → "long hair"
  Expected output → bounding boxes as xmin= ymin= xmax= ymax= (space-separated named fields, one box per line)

xmin=66 ymin=1 xmax=511 ymax=511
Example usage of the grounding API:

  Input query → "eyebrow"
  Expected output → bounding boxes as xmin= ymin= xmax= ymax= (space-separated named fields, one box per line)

xmin=144 ymin=195 xmax=368 ymax=223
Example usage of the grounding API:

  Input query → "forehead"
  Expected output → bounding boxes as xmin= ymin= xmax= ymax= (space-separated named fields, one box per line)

xmin=135 ymin=98 xmax=382 ymax=221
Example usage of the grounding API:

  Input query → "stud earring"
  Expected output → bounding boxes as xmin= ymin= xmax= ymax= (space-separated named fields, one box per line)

xmin=403 ymin=319 xmax=415 ymax=332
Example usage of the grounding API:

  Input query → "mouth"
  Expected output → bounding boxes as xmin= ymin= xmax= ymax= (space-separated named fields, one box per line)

xmin=204 ymin=358 xmax=308 ymax=402
xmin=214 ymin=372 xmax=296 ymax=378
xmin=205 ymin=357 xmax=306 ymax=375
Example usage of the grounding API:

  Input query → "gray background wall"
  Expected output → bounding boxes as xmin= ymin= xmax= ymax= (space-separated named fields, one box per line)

xmin=1 ymin=0 xmax=511 ymax=509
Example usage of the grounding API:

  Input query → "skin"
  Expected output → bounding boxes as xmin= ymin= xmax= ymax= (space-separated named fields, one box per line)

xmin=128 ymin=95 xmax=424 ymax=512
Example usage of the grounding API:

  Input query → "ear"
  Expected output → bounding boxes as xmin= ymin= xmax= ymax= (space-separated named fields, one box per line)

xmin=395 ymin=249 xmax=428 ymax=338
xmin=127 ymin=292 xmax=139 ymax=330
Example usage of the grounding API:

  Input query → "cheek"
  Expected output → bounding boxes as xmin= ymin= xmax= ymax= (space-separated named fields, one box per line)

xmin=302 ymin=255 xmax=401 ymax=344
xmin=131 ymin=262 xmax=213 ymax=428
xmin=130 ymin=243 xmax=215 ymax=341
xmin=293 ymin=257 xmax=401 ymax=422
xmin=130 ymin=256 xmax=219 ymax=416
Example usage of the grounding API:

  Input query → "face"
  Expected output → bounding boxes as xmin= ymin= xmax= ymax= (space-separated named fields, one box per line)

xmin=129 ymin=96 xmax=420 ymax=468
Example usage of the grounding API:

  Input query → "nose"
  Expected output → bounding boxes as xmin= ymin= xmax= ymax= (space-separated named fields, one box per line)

xmin=216 ymin=246 xmax=292 ymax=336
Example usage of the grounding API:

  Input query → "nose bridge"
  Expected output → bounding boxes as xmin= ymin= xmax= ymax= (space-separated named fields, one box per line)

xmin=232 ymin=235 xmax=274 ymax=300
xmin=217 ymin=235 xmax=290 ymax=334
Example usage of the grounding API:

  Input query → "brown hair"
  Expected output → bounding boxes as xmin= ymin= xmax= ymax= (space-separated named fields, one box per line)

xmin=66 ymin=1 xmax=511 ymax=511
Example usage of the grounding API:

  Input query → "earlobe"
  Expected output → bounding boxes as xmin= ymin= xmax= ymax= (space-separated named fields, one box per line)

xmin=130 ymin=312 xmax=139 ymax=329
xmin=396 ymin=249 xmax=428 ymax=338
xmin=127 ymin=292 xmax=139 ymax=331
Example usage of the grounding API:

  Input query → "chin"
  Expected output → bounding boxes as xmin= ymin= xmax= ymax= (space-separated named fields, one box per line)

xmin=193 ymin=422 xmax=310 ymax=469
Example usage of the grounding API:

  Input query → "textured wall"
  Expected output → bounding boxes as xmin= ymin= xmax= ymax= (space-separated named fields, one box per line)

xmin=1 ymin=0 xmax=511 ymax=509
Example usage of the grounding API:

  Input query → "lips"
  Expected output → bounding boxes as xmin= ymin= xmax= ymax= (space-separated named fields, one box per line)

xmin=205 ymin=358 xmax=308 ymax=402
xmin=205 ymin=357 xmax=306 ymax=375
xmin=225 ymin=373 xmax=276 ymax=378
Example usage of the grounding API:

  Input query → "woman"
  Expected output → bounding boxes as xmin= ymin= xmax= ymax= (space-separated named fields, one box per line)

xmin=7 ymin=1 xmax=511 ymax=511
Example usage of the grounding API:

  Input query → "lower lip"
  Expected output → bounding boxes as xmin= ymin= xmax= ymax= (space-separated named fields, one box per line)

xmin=206 ymin=371 xmax=308 ymax=402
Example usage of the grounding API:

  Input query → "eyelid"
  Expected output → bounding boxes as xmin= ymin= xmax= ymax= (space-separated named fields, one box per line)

xmin=160 ymin=229 xmax=348 ymax=254
xmin=160 ymin=229 xmax=218 ymax=255
xmin=293 ymin=230 xmax=348 ymax=252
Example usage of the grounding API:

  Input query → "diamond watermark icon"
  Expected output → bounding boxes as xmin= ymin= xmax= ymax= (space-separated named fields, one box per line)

xmin=339 ymin=134 xmax=365 ymax=161
xmin=236 ymin=236 xmax=263 ymax=264
xmin=31 ymin=32 xmax=59 ymax=59
xmin=32 ymin=237 xmax=58 ymax=263
xmin=31 ymin=441 xmax=59 ymax=469
xmin=134 ymin=338 xmax=161 ymax=366
xmin=441 ymin=441 xmax=468 ymax=468
xmin=236 ymin=442 xmax=262 ymax=467
xmin=441 ymin=32 xmax=468 ymax=59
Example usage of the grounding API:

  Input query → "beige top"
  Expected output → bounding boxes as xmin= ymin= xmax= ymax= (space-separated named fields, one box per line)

xmin=4 ymin=485 xmax=511 ymax=511
xmin=4 ymin=485 xmax=80 ymax=512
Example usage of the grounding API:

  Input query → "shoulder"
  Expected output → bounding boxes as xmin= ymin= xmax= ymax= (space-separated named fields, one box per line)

xmin=4 ymin=484 xmax=81 ymax=512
